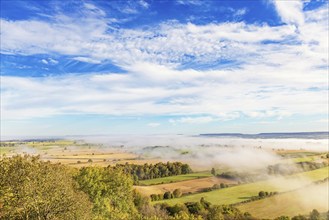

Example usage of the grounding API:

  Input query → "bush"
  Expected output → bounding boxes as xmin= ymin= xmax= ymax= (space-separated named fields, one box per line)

xmin=309 ymin=209 xmax=320 ymax=220
xmin=157 ymin=194 xmax=164 ymax=200
xmin=166 ymin=204 xmax=188 ymax=216
xmin=212 ymin=184 xmax=220 ymax=189
xmin=163 ymin=191 xmax=172 ymax=199
xmin=150 ymin=194 xmax=158 ymax=201
xmin=184 ymin=202 xmax=204 ymax=215
xmin=258 ymin=191 xmax=265 ymax=198
xmin=220 ymin=183 xmax=228 ymax=188
xmin=173 ymin=188 xmax=182 ymax=198
xmin=292 ymin=215 xmax=307 ymax=220
xmin=275 ymin=216 xmax=290 ymax=220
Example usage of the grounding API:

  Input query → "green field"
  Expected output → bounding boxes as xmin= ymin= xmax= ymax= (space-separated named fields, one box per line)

xmin=238 ymin=182 xmax=329 ymax=219
xmin=157 ymin=167 xmax=329 ymax=206
xmin=0 ymin=146 xmax=16 ymax=154
xmin=26 ymin=140 xmax=77 ymax=148
xmin=139 ymin=171 xmax=212 ymax=185
xmin=291 ymin=156 xmax=315 ymax=163
xmin=278 ymin=151 xmax=324 ymax=158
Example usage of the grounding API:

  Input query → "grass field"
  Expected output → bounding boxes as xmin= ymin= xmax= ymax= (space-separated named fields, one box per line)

xmin=139 ymin=171 xmax=212 ymax=185
xmin=135 ymin=176 xmax=237 ymax=196
xmin=0 ymin=140 xmax=181 ymax=168
xmin=237 ymin=182 xmax=329 ymax=219
xmin=157 ymin=167 xmax=329 ymax=206
xmin=277 ymin=151 xmax=324 ymax=158
xmin=0 ymin=146 xmax=16 ymax=154
xmin=291 ymin=156 xmax=315 ymax=163
xmin=26 ymin=140 xmax=77 ymax=147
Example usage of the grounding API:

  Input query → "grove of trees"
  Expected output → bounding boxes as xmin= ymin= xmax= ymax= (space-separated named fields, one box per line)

xmin=113 ymin=161 xmax=193 ymax=184
xmin=0 ymin=155 xmax=92 ymax=220
xmin=0 ymin=155 xmax=326 ymax=220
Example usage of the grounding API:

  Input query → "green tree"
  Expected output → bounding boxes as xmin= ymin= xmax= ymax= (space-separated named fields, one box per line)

xmin=133 ymin=189 xmax=149 ymax=210
xmin=0 ymin=155 xmax=92 ymax=220
xmin=274 ymin=216 xmax=290 ymax=220
xmin=75 ymin=166 xmax=137 ymax=219
xmin=166 ymin=204 xmax=188 ymax=216
xmin=207 ymin=205 xmax=224 ymax=220
xmin=185 ymin=202 xmax=205 ymax=215
xmin=211 ymin=168 xmax=216 ymax=176
xmin=292 ymin=215 xmax=307 ymax=220
xmin=309 ymin=209 xmax=320 ymax=220
xmin=171 ymin=211 xmax=203 ymax=220
xmin=200 ymin=197 xmax=211 ymax=209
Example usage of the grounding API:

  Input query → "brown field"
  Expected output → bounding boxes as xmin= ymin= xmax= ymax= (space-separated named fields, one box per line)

xmin=1 ymin=142 xmax=179 ymax=168
xmin=134 ymin=176 xmax=237 ymax=196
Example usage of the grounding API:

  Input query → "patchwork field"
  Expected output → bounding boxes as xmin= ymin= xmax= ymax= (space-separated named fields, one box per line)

xmin=0 ymin=140 xmax=165 ymax=167
xmin=237 ymin=182 xmax=329 ymax=219
xmin=156 ymin=167 xmax=329 ymax=206
xmin=1 ymin=139 xmax=328 ymax=219
xmin=135 ymin=176 xmax=237 ymax=196
xmin=139 ymin=171 xmax=212 ymax=185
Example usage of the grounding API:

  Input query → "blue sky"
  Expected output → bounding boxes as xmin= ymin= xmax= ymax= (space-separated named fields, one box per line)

xmin=1 ymin=0 xmax=328 ymax=137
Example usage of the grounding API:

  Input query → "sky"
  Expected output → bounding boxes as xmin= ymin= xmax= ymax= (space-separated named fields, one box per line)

xmin=0 ymin=0 xmax=328 ymax=137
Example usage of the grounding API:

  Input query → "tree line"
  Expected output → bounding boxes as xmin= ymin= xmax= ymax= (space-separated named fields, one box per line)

xmin=113 ymin=161 xmax=193 ymax=184
xmin=0 ymin=155 xmax=326 ymax=220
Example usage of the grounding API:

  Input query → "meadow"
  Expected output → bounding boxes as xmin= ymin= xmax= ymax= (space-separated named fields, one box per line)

xmin=237 ymin=182 xmax=329 ymax=218
xmin=1 ymin=139 xmax=328 ymax=219
xmin=139 ymin=171 xmax=212 ymax=185
xmin=156 ymin=167 xmax=329 ymax=206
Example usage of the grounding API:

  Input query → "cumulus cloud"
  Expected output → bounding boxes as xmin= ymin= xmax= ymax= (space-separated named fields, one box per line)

xmin=272 ymin=0 xmax=304 ymax=26
xmin=1 ymin=58 xmax=327 ymax=120
xmin=0 ymin=2 xmax=328 ymax=125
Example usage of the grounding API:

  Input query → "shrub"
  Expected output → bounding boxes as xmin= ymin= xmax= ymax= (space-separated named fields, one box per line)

xmin=163 ymin=191 xmax=172 ymax=199
xmin=173 ymin=189 xmax=182 ymax=198
xmin=258 ymin=191 xmax=265 ymax=198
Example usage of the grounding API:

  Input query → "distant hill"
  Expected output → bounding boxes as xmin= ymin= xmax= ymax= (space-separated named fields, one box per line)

xmin=199 ymin=132 xmax=329 ymax=139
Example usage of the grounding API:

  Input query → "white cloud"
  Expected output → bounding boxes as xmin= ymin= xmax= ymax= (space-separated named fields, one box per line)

xmin=41 ymin=59 xmax=48 ymax=64
xmin=171 ymin=116 xmax=216 ymax=124
xmin=176 ymin=0 xmax=204 ymax=6
xmin=139 ymin=0 xmax=149 ymax=9
xmin=41 ymin=58 xmax=58 ymax=65
xmin=233 ymin=8 xmax=247 ymax=17
xmin=147 ymin=123 xmax=160 ymax=127
xmin=73 ymin=57 xmax=102 ymax=64
xmin=0 ymin=17 xmax=297 ymax=66
xmin=273 ymin=0 xmax=304 ymax=26
xmin=48 ymin=58 xmax=58 ymax=64
xmin=1 ymin=59 xmax=327 ymax=120
xmin=0 ymin=3 xmax=328 ymax=124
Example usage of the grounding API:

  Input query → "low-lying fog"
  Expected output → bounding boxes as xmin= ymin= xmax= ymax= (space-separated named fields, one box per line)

xmin=77 ymin=134 xmax=328 ymax=171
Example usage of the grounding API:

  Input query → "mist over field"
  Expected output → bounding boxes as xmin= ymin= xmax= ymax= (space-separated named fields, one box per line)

xmin=1 ymin=0 xmax=328 ymax=218
xmin=79 ymin=134 xmax=328 ymax=151
xmin=76 ymin=134 xmax=328 ymax=170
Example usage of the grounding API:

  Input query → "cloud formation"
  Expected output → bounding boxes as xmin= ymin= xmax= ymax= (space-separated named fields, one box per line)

xmin=0 ymin=1 xmax=328 ymax=135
